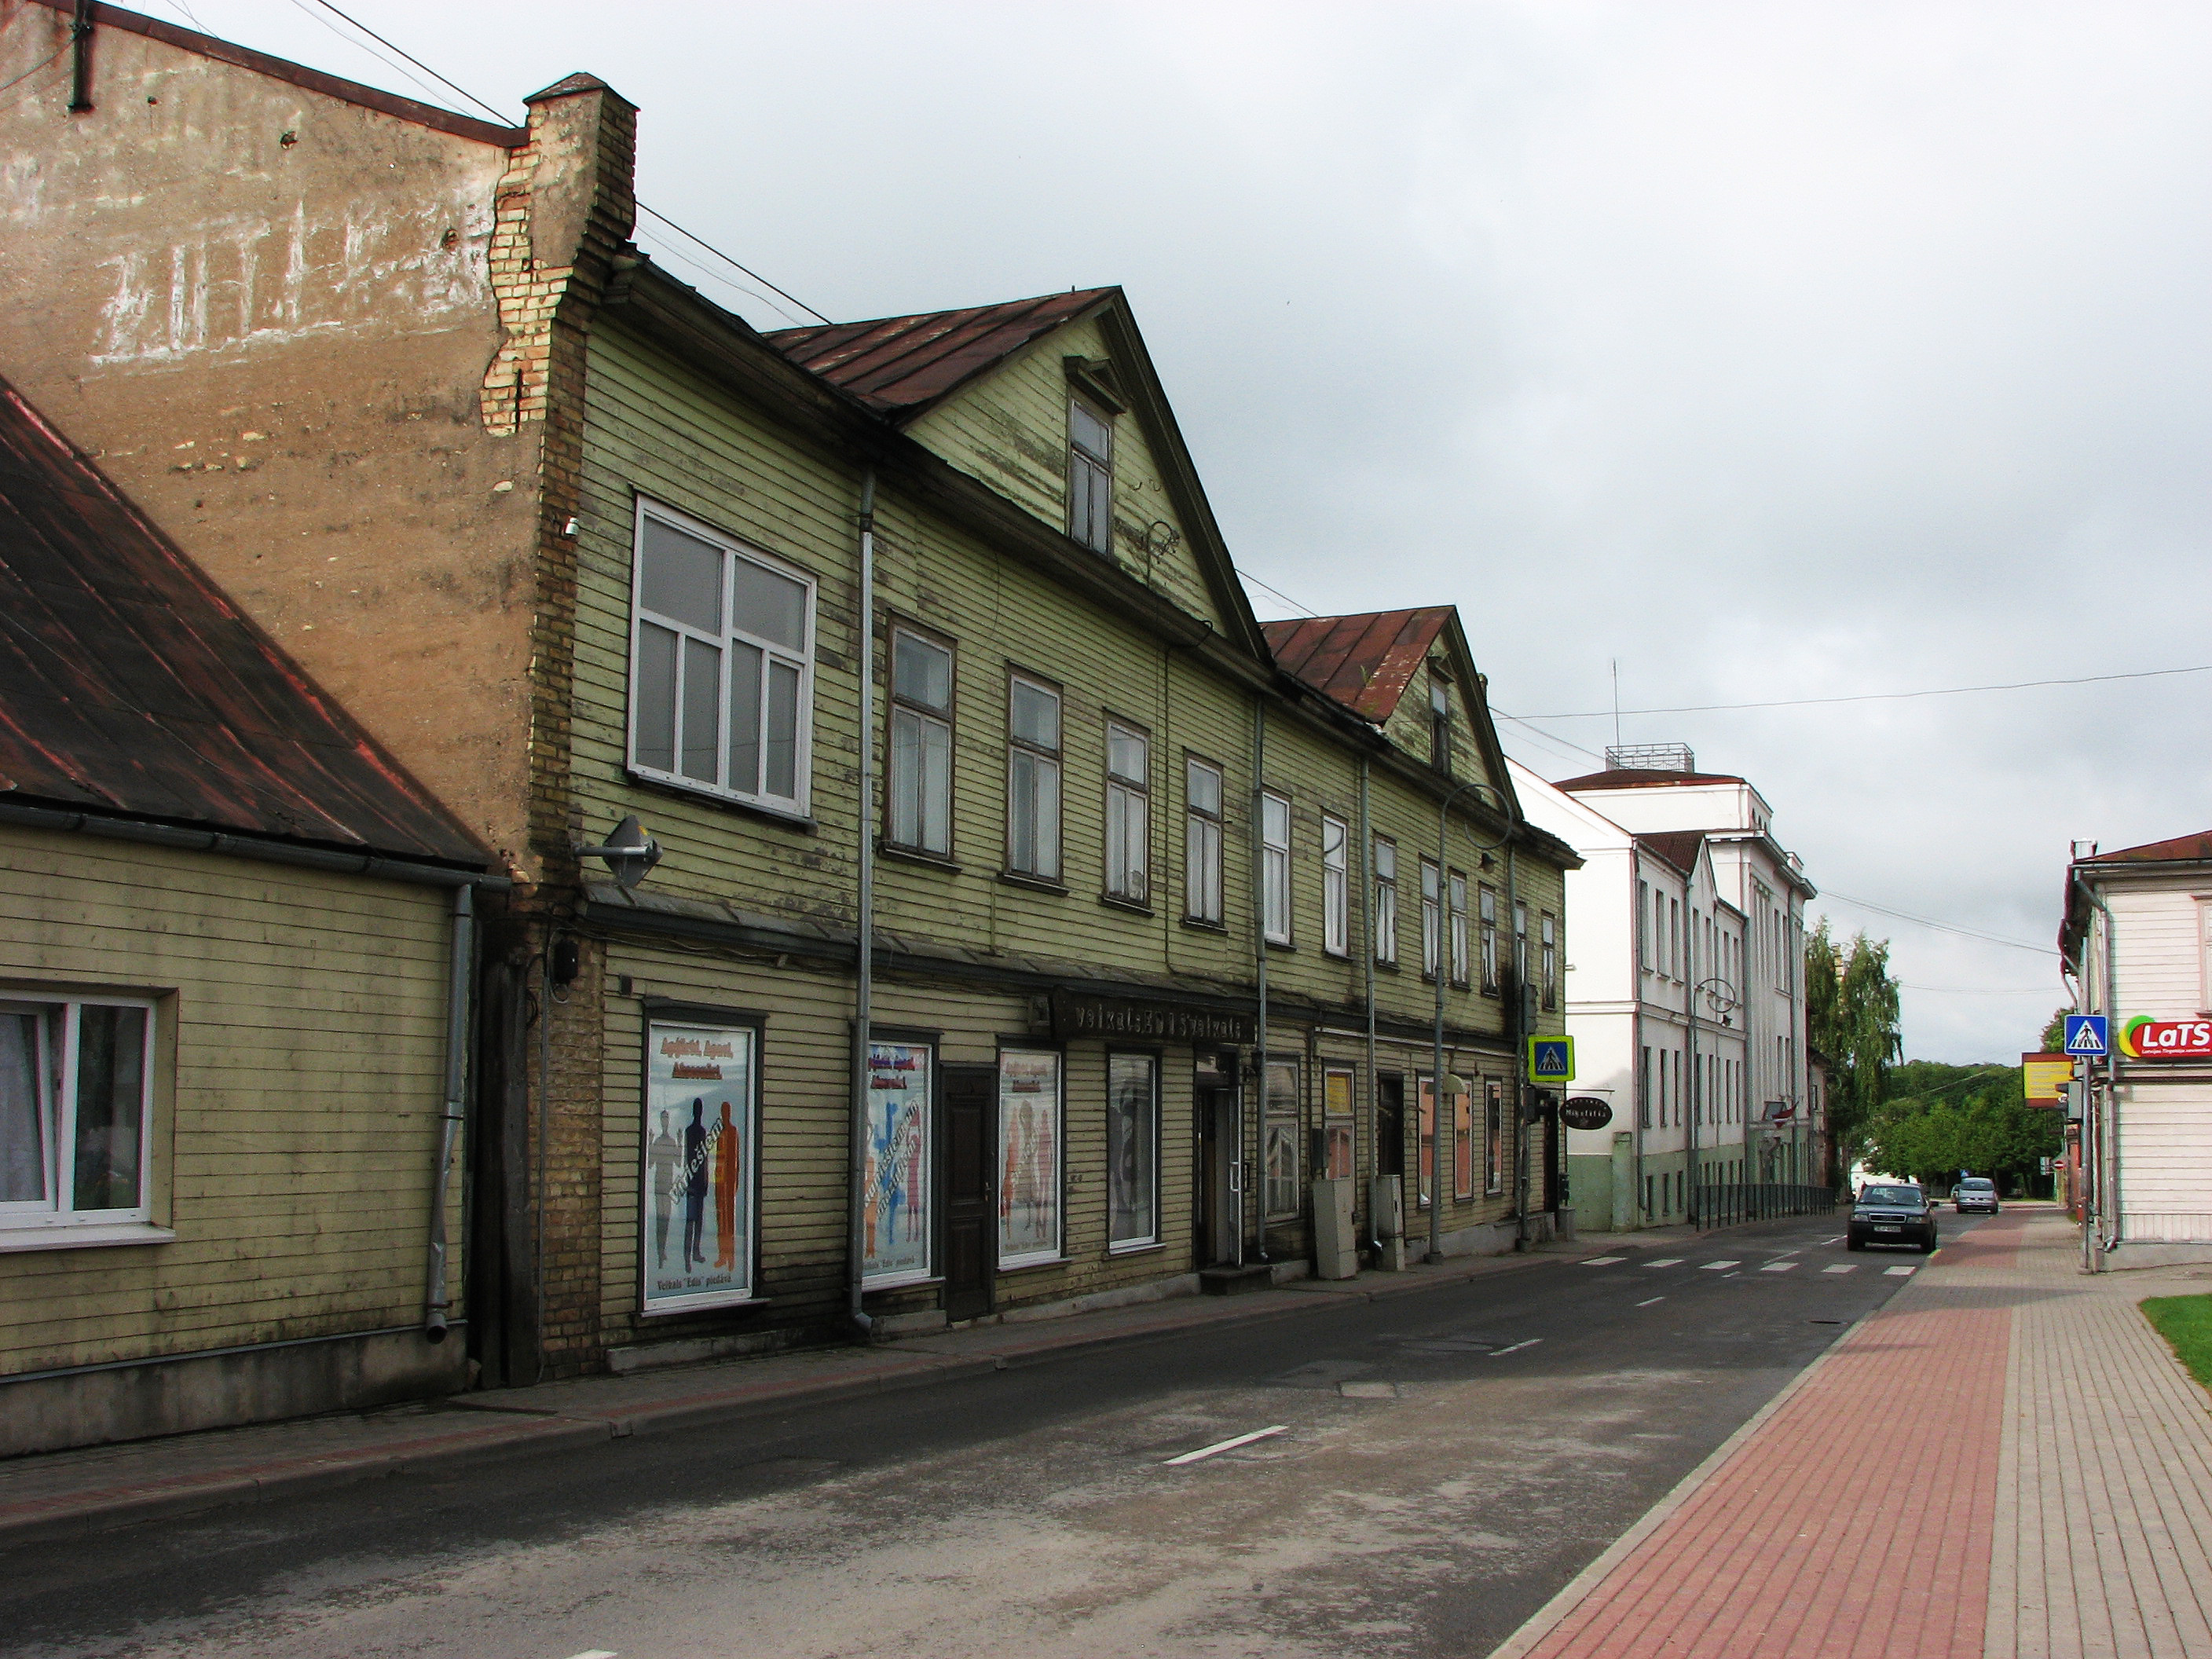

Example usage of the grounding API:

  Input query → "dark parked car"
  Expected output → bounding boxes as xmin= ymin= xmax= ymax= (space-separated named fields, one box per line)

xmin=1953 ymin=1177 xmax=1999 ymax=1214
xmin=1848 ymin=1182 xmax=1939 ymax=1253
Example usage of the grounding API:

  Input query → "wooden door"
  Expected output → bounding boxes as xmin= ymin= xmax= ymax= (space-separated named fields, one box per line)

xmin=941 ymin=1064 xmax=997 ymax=1323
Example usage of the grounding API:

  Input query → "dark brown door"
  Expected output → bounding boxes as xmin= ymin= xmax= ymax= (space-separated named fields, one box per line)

xmin=941 ymin=1064 xmax=996 ymax=1323
xmin=1195 ymin=1086 xmax=1225 ymax=1268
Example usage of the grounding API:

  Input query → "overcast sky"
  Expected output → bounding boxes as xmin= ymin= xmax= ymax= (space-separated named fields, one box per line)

xmin=156 ymin=2 xmax=2212 ymax=1062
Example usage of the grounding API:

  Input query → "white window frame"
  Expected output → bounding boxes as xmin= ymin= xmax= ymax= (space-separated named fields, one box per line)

xmin=1068 ymin=397 xmax=1114 ymax=554
xmin=1540 ymin=912 xmax=1558 ymax=1010
xmin=1372 ymin=834 xmax=1398 ymax=965
xmin=1185 ymin=757 xmax=1225 ymax=925
xmin=1321 ymin=815 xmax=1350 ymax=957
xmin=628 ymin=498 xmax=816 ymax=815
xmin=1261 ymin=791 xmax=1293 ymax=945
xmin=1448 ymin=870 xmax=1470 ymax=987
xmin=1005 ymin=672 xmax=1064 ymax=881
xmin=887 ymin=626 xmax=954 ymax=856
xmin=1104 ymin=720 xmax=1151 ymax=904
xmin=0 ymin=994 xmax=157 ymax=1238
xmin=1263 ymin=1057 xmax=1302 ymax=1219
xmin=1514 ymin=899 xmax=1530 ymax=995
xmin=1479 ymin=884 xmax=1500 ymax=993
xmin=1419 ymin=857 xmax=1441 ymax=979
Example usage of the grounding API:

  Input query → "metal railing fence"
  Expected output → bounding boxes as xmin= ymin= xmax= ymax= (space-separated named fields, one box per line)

xmin=1692 ymin=1182 xmax=1840 ymax=1229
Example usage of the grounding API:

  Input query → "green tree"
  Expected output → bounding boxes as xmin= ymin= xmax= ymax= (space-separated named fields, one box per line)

xmin=2038 ymin=1007 xmax=2068 ymax=1053
xmin=1863 ymin=1059 xmax=2061 ymax=1195
xmin=1806 ymin=921 xmax=1903 ymax=1184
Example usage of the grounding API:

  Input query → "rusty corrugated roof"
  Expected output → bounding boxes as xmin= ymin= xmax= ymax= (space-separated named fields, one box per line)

xmin=1638 ymin=830 xmax=1707 ymax=878
xmin=1260 ymin=609 xmax=1454 ymax=723
xmin=2082 ymin=831 xmax=2212 ymax=865
xmin=0 ymin=378 xmax=489 ymax=868
xmin=764 ymin=289 xmax=1115 ymax=420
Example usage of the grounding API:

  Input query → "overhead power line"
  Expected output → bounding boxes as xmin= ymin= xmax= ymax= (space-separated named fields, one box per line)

xmin=1520 ymin=663 xmax=2212 ymax=722
xmin=1819 ymin=890 xmax=2061 ymax=957
xmin=306 ymin=0 xmax=512 ymax=122
xmin=635 ymin=207 xmax=831 ymax=326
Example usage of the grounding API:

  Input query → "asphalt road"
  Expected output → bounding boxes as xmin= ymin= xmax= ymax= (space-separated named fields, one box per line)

xmin=0 ymin=1214 xmax=1979 ymax=1659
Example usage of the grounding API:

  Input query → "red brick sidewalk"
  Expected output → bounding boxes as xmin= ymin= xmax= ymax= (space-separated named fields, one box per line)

xmin=1510 ymin=1215 xmax=2027 ymax=1659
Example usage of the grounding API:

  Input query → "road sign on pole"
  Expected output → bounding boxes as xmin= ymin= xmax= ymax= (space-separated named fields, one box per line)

xmin=2064 ymin=1014 xmax=2108 ymax=1057
xmin=1528 ymin=1036 xmax=1574 ymax=1083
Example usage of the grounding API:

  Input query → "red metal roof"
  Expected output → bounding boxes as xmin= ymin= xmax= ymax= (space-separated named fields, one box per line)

xmin=1261 ymin=609 xmax=1454 ymax=723
xmin=2083 ymin=831 xmax=2212 ymax=865
xmin=764 ymin=289 xmax=1115 ymax=419
xmin=0 ymin=378 xmax=489 ymax=868
xmin=1556 ymin=767 xmax=1748 ymax=790
xmin=1638 ymin=830 xmax=1708 ymax=877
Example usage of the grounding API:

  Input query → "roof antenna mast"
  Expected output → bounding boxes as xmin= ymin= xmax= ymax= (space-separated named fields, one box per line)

xmin=1611 ymin=657 xmax=1621 ymax=752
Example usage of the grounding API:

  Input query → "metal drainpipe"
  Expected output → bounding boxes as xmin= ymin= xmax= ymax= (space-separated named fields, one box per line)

xmin=1510 ymin=841 xmax=1530 ymax=1249
xmin=422 ymin=884 xmax=474 ymax=1341
xmin=847 ymin=471 xmax=878 ymax=1336
xmin=1250 ymin=694 xmax=1267 ymax=1267
xmin=1631 ymin=856 xmax=1645 ymax=1231
xmin=1361 ymin=756 xmax=1379 ymax=1251
xmin=2089 ymin=881 xmax=2120 ymax=1262
xmin=1684 ymin=892 xmax=1698 ymax=1229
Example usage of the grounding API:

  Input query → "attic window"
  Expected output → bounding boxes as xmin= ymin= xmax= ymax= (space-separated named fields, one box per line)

xmin=1068 ymin=397 xmax=1114 ymax=555
xmin=1429 ymin=672 xmax=1453 ymax=773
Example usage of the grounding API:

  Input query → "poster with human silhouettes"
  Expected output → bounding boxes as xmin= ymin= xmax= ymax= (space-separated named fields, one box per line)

xmin=862 ymin=1040 xmax=933 ymax=1284
xmin=998 ymin=1049 xmax=1062 ymax=1267
xmin=641 ymin=1021 xmax=756 ymax=1313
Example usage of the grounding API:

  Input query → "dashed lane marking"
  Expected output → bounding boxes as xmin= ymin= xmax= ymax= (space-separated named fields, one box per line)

xmin=1492 ymin=1339 xmax=1543 ymax=1356
xmin=1581 ymin=1256 xmax=1627 ymax=1266
xmin=1701 ymin=1260 xmax=1739 ymax=1270
xmin=1884 ymin=1265 xmax=1917 ymax=1276
xmin=1643 ymin=1258 xmax=1684 ymax=1268
xmin=1760 ymin=1262 xmax=1798 ymax=1273
xmin=566 ymin=1652 xmax=619 ymax=1658
xmin=1164 ymin=1425 xmax=1290 ymax=1465
xmin=1636 ymin=1297 xmax=1665 ymax=1307
xmin=1822 ymin=1264 xmax=1856 ymax=1273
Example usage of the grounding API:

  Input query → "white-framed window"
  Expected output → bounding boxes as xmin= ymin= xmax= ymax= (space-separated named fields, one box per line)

xmin=998 ymin=1048 xmax=1064 ymax=1268
xmin=1514 ymin=900 xmax=1529 ymax=995
xmin=1105 ymin=721 xmax=1150 ymax=903
xmin=1639 ymin=1046 xmax=1652 ymax=1129
xmin=628 ymin=500 xmax=815 ymax=814
xmin=1372 ymin=834 xmax=1398 ymax=965
xmin=1006 ymin=673 xmax=1063 ymax=881
xmin=1419 ymin=857 xmax=1441 ymax=979
xmin=1263 ymin=1058 xmax=1302 ymax=1218
xmin=1108 ymin=1050 xmax=1159 ymax=1248
xmin=1 ymin=996 xmax=155 ymax=1233
xmin=1185 ymin=757 xmax=1225 ymax=924
xmin=1483 ymin=1078 xmax=1504 ymax=1196
xmin=1448 ymin=870 xmax=1470 ymax=986
xmin=1322 ymin=815 xmax=1350 ymax=957
xmin=1261 ymin=791 xmax=1292 ymax=945
xmin=1429 ymin=672 xmax=1452 ymax=772
xmin=1639 ymin=879 xmax=1652 ymax=970
xmin=888 ymin=628 xmax=953 ymax=855
xmin=1068 ymin=399 xmax=1114 ymax=554
xmin=1479 ymin=884 xmax=1500 ymax=993
xmin=1540 ymin=913 xmax=1558 ymax=1010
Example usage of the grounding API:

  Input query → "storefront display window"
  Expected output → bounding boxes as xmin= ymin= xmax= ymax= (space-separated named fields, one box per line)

xmin=864 ymin=1040 xmax=933 ymax=1286
xmin=1323 ymin=1065 xmax=1354 ymax=1179
xmin=998 ymin=1049 xmax=1063 ymax=1266
xmin=1264 ymin=1058 xmax=1301 ymax=1218
xmin=640 ymin=1018 xmax=757 ymax=1313
xmin=1107 ymin=1051 xmax=1159 ymax=1248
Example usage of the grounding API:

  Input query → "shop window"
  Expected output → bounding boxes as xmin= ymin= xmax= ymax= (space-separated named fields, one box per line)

xmin=1006 ymin=674 xmax=1063 ymax=881
xmin=1107 ymin=1051 xmax=1159 ymax=1248
xmin=888 ymin=628 xmax=953 ymax=855
xmin=1454 ymin=1084 xmax=1475 ymax=1200
xmin=862 ymin=1038 xmax=934 ymax=1286
xmin=998 ymin=1049 xmax=1063 ymax=1267
xmin=1372 ymin=834 xmax=1398 ymax=965
xmin=0 ymin=997 xmax=153 ymax=1234
xmin=1416 ymin=1073 xmax=1441 ymax=1209
xmin=1185 ymin=757 xmax=1225 ymax=924
xmin=1068 ymin=398 xmax=1114 ymax=554
xmin=1485 ymin=1079 xmax=1504 ymax=1196
xmin=1104 ymin=721 xmax=1150 ymax=903
xmin=1261 ymin=793 xmax=1292 ymax=944
xmin=1263 ymin=1058 xmax=1301 ymax=1218
xmin=629 ymin=502 xmax=814 ymax=814
xmin=641 ymin=1015 xmax=760 ymax=1313
xmin=1321 ymin=815 xmax=1350 ymax=957
xmin=1323 ymin=1066 xmax=1355 ymax=1179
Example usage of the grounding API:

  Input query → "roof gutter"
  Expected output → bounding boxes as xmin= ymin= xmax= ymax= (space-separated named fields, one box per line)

xmin=0 ymin=800 xmax=507 ymax=889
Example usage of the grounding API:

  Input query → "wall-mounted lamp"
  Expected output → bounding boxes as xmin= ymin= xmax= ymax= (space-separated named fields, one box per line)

xmin=576 ymin=813 xmax=662 ymax=891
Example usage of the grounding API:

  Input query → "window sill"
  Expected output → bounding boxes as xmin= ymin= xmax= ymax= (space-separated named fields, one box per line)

xmin=0 ymin=1223 xmax=176 ymax=1254
xmin=996 ymin=1254 xmax=1071 ymax=1275
xmin=998 ymin=872 xmax=1069 ymax=897
xmin=1098 ymin=893 xmax=1153 ymax=917
xmin=1375 ymin=960 xmax=1401 ymax=974
xmin=1180 ymin=916 xmax=1229 ymax=934
xmin=879 ymin=843 xmax=961 ymax=874
xmin=1106 ymin=1240 xmax=1166 ymax=1258
xmin=1264 ymin=938 xmax=1296 ymax=952
xmin=639 ymin=1295 xmax=772 ymax=1319
xmin=862 ymin=1274 xmax=943 ymax=1294
xmin=626 ymin=771 xmax=817 ymax=833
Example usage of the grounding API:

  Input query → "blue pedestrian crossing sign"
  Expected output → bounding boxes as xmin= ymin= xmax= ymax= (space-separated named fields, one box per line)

xmin=2064 ymin=1015 xmax=2108 ymax=1057
xmin=1528 ymin=1036 xmax=1575 ymax=1082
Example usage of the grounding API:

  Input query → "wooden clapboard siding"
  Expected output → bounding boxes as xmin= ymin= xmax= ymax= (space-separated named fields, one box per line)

xmin=0 ymin=828 xmax=452 ymax=1378
xmin=2106 ymin=884 xmax=2207 ymax=1017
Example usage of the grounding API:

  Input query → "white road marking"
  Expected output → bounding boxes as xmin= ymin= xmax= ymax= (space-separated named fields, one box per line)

xmin=1491 ymin=1339 xmax=1542 ymax=1355
xmin=1822 ymin=1264 xmax=1856 ymax=1273
xmin=1636 ymin=1296 xmax=1665 ymax=1306
xmin=1823 ymin=1236 xmax=1846 ymax=1243
xmin=1760 ymin=1262 xmax=1798 ymax=1273
xmin=566 ymin=1651 xmax=620 ymax=1658
xmin=1885 ymin=1265 xmax=1917 ymax=1276
xmin=1700 ymin=1260 xmax=1739 ymax=1270
xmin=1580 ymin=1256 xmax=1627 ymax=1266
xmin=1165 ymin=1425 xmax=1289 ymax=1465
xmin=1643 ymin=1258 xmax=1684 ymax=1268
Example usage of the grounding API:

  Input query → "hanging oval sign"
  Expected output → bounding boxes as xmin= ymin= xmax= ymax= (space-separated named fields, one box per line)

xmin=1560 ymin=1096 xmax=1614 ymax=1131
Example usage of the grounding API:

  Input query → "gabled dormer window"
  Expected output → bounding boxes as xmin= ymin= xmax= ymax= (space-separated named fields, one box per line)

xmin=1068 ymin=399 xmax=1114 ymax=554
xmin=1429 ymin=672 xmax=1452 ymax=772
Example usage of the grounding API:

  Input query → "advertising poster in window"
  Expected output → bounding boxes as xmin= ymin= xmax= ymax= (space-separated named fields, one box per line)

xmin=642 ymin=1022 xmax=756 ymax=1314
xmin=1417 ymin=1075 xmax=1435 ymax=1208
xmin=864 ymin=1041 xmax=933 ymax=1285
xmin=998 ymin=1049 xmax=1062 ymax=1267
xmin=1107 ymin=1052 xmax=1159 ymax=1247
xmin=1323 ymin=1067 xmax=1354 ymax=1180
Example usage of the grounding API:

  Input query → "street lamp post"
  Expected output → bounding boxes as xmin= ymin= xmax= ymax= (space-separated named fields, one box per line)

xmin=1428 ymin=779 xmax=1517 ymax=1265
xmin=1687 ymin=974 xmax=1738 ymax=1225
